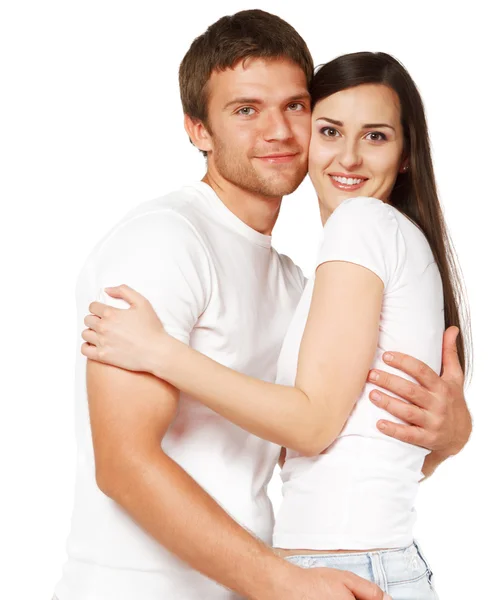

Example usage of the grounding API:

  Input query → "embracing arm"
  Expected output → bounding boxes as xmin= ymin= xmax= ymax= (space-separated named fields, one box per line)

xmin=88 ymin=359 xmax=295 ymax=599
xmin=146 ymin=261 xmax=383 ymax=456
xmin=86 ymin=346 xmax=387 ymax=600
xmin=363 ymin=326 xmax=472 ymax=479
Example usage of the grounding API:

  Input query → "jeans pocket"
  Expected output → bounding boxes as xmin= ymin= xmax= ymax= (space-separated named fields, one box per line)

xmin=413 ymin=541 xmax=435 ymax=587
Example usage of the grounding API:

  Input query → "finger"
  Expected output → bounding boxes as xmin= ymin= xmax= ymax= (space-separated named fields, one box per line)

xmin=81 ymin=342 xmax=99 ymax=361
xmin=89 ymin=301 xmax=113 ymax=318
xmin=441 ymin=326 xmax=464 ymax=384
xmin=81 ymin=328 xmax=98 ymax=346
xmin=376 ymin=420 xmax=429 ymax=449
xmin=84 ymin=314 xmax=101 ymax=331
xmin=380 ymin=351 xmax=441 ymax=392
xmin=368 ymin=370 xmax=431 ymax=409
xmin=104 ymin=284 xmax=143 ymax=307
xmin=369 ymin=390 xmax=427 ymax=427
xmin=342 ymin=570 xmax=385 ymax=600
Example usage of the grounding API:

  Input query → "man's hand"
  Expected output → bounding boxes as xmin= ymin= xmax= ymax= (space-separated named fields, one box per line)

xmin=271 ymin=565 xmax=390 ymax=600
xmin=367 ymin=326 xmax=471 ymax=460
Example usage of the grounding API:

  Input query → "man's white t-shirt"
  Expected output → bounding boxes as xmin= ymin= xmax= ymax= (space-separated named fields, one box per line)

xmin=273 ymin=197 xmax=445 ymax=550
xmin=55 ymin=182 xmax=305 ymax=600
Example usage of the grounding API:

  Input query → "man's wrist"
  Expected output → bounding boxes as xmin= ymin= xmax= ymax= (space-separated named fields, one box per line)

xmin=445 ymin=416 xmax=472 ymax=457
xmin=247 ymin=558 xmax=301 ymax=600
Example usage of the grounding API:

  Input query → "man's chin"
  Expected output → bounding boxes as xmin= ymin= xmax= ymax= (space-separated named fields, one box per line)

xmin=256 ymin=172 xmax=306 ymax=198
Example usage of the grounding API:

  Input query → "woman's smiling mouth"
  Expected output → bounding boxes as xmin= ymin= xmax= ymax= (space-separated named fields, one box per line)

xmin=329 ymin=173 xmax=368 ymax=191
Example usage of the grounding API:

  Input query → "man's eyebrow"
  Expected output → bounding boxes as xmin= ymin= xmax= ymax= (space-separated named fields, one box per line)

xmin=223 ymin=98 xmax=263 ymax=110
xmin=286 ymin=93 xmax=311 ymax=103
xmin=315 ymin=116 xmax=395 ymax=130
xmin=224 ymin=93 xmax=311 ymax=111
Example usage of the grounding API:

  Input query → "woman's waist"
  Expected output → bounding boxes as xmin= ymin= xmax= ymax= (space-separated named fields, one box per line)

xmin=282 ymin=434 xmax=428 ymax=480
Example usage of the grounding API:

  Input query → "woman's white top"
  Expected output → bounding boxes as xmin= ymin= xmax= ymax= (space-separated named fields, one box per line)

xmin=273 ymin=197 xmax=444 ymax=550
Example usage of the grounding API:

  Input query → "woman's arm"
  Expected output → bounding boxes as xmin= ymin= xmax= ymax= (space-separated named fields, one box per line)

xmin=86 ymin=261 xmax=383 ymax=456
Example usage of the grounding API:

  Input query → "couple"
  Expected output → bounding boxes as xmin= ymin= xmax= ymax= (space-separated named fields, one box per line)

xmin=54 ymin=9 xmax=472 ymax=600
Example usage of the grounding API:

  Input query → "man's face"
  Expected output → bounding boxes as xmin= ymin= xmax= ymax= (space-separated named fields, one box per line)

xmin=204 ymin=58 xmax=311 ymax=198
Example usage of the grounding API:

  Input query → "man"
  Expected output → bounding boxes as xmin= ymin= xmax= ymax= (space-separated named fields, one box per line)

xmin=54 ymin=9 xmax=471 ymax=600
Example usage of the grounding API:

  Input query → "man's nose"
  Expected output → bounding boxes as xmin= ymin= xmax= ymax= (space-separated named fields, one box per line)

xmin=262 ymin=111 xmax=293 ymax=142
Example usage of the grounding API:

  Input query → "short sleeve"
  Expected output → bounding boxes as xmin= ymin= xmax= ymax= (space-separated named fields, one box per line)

xmin=316 ymin=197 xmax=406 ymax=288
xmin=93 ymin=210 xmax=211 ymax=344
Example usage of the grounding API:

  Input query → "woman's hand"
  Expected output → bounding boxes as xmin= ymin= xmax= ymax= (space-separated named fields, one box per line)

xmin=81 ymin=284 xmax=173 ymax=373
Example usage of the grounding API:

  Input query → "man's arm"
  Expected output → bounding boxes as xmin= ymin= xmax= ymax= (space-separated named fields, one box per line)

xmin=88 ymin=359 xmax=285 ymax=598
xmin=87 ymin=359 xmax=386 ymax=600
xmin=366 ymin=326 xmax=471 ymax=478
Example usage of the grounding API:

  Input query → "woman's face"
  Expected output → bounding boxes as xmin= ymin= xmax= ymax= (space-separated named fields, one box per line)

xmin=309 ymin=83 xmax=406 ymax=219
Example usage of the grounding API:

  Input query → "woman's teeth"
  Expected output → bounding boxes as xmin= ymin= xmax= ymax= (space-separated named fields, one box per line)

xmin=331 ymin=176 xmax=365 ymax=186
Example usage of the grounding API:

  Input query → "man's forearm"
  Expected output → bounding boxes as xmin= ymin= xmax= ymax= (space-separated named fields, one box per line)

xmin=98 ymin=448 xmax=291 ymax=599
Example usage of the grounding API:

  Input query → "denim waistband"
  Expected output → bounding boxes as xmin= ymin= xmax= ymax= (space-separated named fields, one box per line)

xmin=284 ymin=541 xmax=434 ymax=589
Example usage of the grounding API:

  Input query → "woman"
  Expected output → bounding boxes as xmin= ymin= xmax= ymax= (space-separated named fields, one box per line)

xmin=82 ymin=52 xmax=470 ymax=598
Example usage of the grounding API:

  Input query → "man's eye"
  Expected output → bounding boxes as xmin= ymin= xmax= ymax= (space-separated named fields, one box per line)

xmin=237 ymin=107 xmax=256 ymax=116
xmin=288 ymin=103 xmax=305 ymax=111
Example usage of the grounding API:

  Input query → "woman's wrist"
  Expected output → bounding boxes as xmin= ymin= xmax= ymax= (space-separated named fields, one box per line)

xmin=148 ymin=330 xmax=175 ymax=379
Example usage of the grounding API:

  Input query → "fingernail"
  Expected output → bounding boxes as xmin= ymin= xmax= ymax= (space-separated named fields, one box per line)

xmin=383 ymin=352 xmax=394 ymax=362
xmin=369 ymin=370 xmax=379 ymax=381
xmin=370 ymin=391 xmax=381 ymax=402
xmin=378 ymin=421 xmax=387 ymax=431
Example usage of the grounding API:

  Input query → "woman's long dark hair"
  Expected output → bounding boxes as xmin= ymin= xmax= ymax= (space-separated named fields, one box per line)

xmin=311 ymin=52 xmax=472 ymax=377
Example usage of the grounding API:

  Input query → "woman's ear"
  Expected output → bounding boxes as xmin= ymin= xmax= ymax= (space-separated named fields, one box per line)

xmin=184 ymin=114 xmax=213 ymax=154
xmin=399 ymin=157 xmax=409 ymax=173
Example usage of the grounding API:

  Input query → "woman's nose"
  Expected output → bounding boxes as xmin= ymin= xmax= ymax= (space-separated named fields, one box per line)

xmin=338 ymin=142 xmax=362 ymax=170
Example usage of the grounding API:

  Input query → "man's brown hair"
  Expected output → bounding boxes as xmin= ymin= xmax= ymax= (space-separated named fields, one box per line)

xmin=179 ymin=9 xmax=314 ymax=156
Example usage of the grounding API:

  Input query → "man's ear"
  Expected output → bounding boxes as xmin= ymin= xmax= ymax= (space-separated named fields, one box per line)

xmin=184 ymin=114 xmax=213 ymax=154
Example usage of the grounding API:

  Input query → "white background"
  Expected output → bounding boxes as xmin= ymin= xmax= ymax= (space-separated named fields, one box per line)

xmin=1 ymin=1 xmax=495 ymax=598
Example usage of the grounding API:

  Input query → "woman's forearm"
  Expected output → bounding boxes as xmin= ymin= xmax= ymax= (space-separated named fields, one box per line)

xmin=149 ymin=333 xmax=338 ymax=455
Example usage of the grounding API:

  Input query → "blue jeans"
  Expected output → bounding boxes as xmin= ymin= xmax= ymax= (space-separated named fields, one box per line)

xmin=284 ymin=541 xmax=438 ymax=600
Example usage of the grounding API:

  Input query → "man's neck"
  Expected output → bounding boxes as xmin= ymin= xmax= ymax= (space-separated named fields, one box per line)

xmin=202 ymin=173 xmax=282 ymax=236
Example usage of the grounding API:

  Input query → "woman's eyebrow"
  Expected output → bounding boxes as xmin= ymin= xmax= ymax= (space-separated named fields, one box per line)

xmin=361 ymin=122 xmax=395 ymax=130
xmin=315 ymin=117 xmax=343 ymax=126
xmin=315 ymin=116 xmax=395 ymax=131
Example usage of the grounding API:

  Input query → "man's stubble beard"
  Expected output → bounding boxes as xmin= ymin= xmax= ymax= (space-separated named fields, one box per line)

xmin=211 ymin=134 xmax=307 ymax=198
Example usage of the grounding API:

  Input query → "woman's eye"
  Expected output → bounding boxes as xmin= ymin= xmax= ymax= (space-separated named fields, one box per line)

xmin=237 ymin=107 xmax=256 ymax=116
xmin=366 ymin=131 xmax=387 ymax=142
xmin=320 ymin=127 xmax=339 ymax=137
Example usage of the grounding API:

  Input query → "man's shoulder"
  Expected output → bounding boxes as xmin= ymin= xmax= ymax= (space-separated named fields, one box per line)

xmin=81 ymin=186 xmax=212 ymax=278
xmin=101 ymin=186 xmax=208 ymax=250
xmin=119 ymin=185 xmax=204 ymax=233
